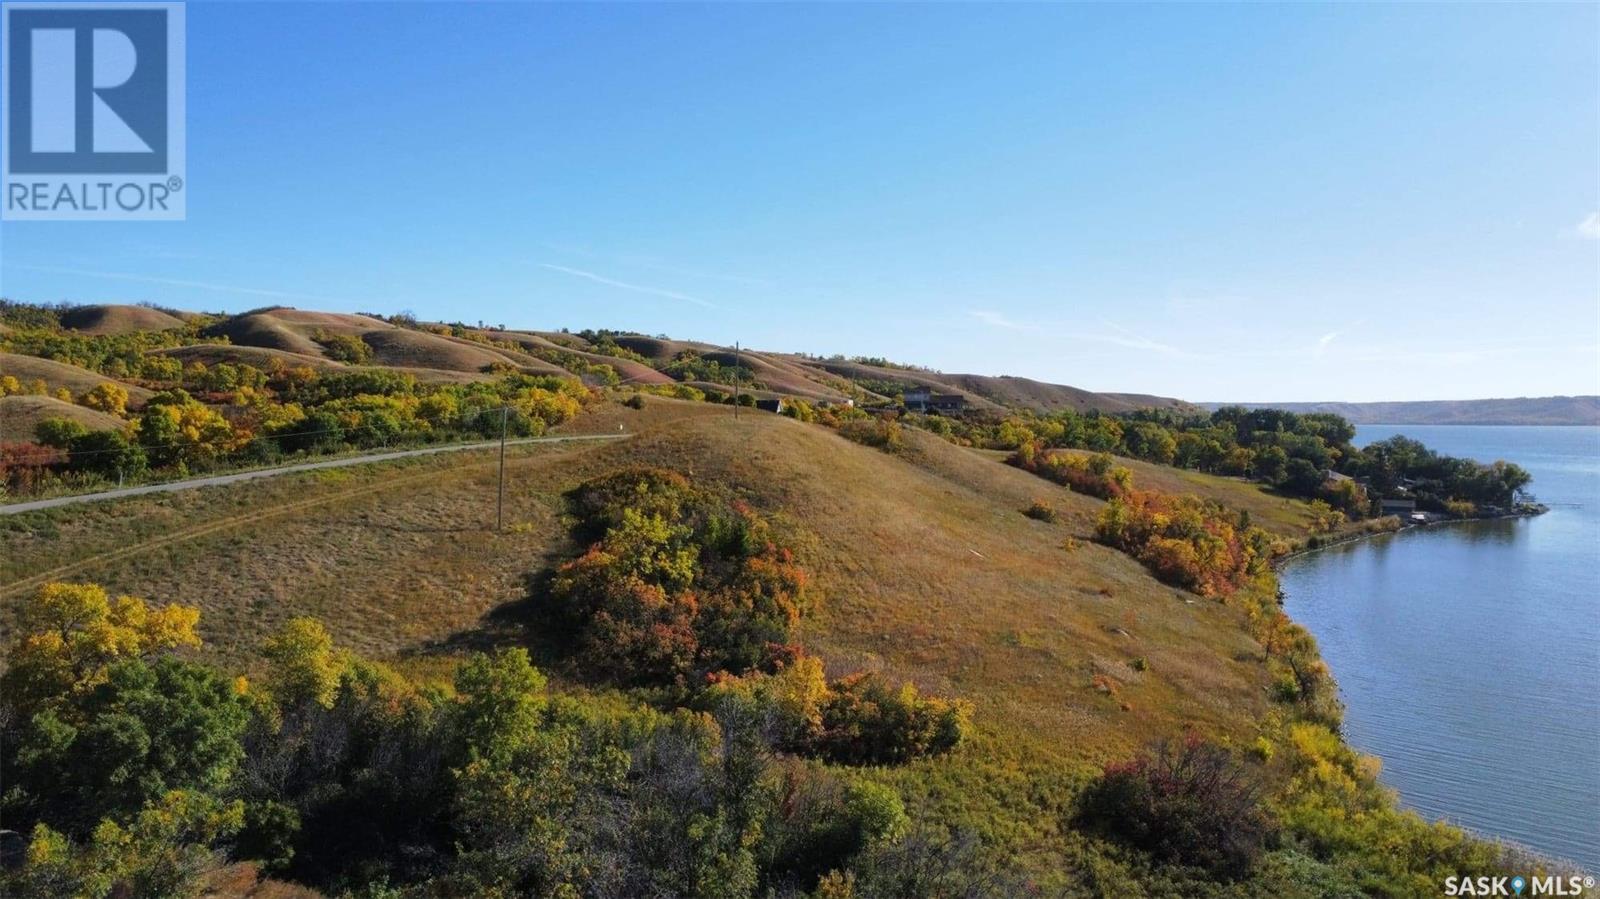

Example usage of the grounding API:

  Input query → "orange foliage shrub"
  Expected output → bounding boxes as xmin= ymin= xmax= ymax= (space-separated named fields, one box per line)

xmin=1094 ymin=489 xmax=1277 ymax=597
xmin=546 ymin=469 xmax=808 ymax=686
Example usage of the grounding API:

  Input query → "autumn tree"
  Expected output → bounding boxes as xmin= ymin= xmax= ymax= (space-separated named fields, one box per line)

xmin=78 ymin=382 xmax=129 ymax=417
xmin=262 ymin=617 xmax=347 ymax=709
xmin=1 ymin=582 xmax=201 ymax=710
xmin=136 ymin=390 xmax=236 ymax=466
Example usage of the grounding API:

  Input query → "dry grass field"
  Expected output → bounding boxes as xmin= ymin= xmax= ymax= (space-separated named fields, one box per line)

xmin=0 ymin=352 xmax=157 ymax=406
xmin=0 ymin=395 xmax=126 ymax=437
xmin=0 ymin=397 xmax=1280 ymax=859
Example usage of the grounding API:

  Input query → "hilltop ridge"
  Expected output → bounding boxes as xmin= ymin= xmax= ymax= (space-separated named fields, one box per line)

xmin=2 ymin=302 xmax=1186 ymax=415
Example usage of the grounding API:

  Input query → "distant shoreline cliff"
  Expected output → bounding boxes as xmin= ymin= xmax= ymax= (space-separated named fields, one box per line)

xmin=1206 ymin=396 xmax=1600 ymax=427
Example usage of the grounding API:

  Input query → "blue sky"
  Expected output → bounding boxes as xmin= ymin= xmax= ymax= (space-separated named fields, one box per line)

xmin=2 ymin=1 xmax=1596 ymax=402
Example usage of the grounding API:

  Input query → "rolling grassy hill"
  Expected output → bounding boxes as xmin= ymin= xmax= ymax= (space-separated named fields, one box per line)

xmin=3 ymin=301 xmax=1185 ymax=416
xmin=0 ymin=395 xmax=126 ymax=437
xmin=2 ymin=300 xmax=1552 ymax=894
xmin=0 ymin=397 xmax=1273 ymax=868
xmin=0 ymin=352 xmax=157 ymax=407
xmin=57 ymin=304 xmax=188 ymax=335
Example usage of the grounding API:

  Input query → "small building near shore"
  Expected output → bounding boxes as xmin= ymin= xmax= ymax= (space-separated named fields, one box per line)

xmin=1380 ymin=497 xmax=1417 ymax=516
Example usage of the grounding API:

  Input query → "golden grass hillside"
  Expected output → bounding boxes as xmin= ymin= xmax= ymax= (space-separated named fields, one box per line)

xmin=0 ymin=399 xmax=1269 ymax=776
xmin=0 ymin=394 xmax=126 ymax=437
xmin=0 ymin=352 xmax=156 ymax=406
xmin=57 ymin=303 xmax=187 ymax=334
xmin=0 ymin=396 xmax=1311 ymax=876
xmin=358 ymin=328 xmax=561 ymax=374
xmin=202 ymin=308 xmax=391 ymax=356
xmin=469 ymin=329 xmax=673 ymax=385
xmin=154 ymin=343 xmax=342 ymax=371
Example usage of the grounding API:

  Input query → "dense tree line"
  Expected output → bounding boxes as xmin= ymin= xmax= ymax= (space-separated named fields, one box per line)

xmin=915 ymin=406 xmax=1532 ymax=517
xmin=3 ymin=360 xmax=590 ymax=496
xmin=0 ymin=583 xmax=999 ymax=898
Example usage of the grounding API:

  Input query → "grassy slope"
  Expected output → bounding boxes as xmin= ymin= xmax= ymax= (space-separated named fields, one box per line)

xmin=1031 ymin=448 xmax=1322 ymax=539
xmin=0 ymin=353 xmax=157 ymax=407
xmin=0 ymin=398 xmax=1276 ymax=871
xmin=470 ymin=329 xmax=674 ymax=385
xmin=57 ymin=304 xmax=187 ymax=335
xmin=0 ymin=395 xmax=126 ymax=437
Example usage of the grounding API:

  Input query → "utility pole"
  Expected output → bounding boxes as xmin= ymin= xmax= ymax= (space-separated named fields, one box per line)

xmin=496 ymin=405 xmax=508 ymax=532
xmin=733 ymin=341 xmax=741 ymax=420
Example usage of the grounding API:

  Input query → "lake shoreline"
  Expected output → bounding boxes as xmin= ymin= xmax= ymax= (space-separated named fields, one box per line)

xmin=1275 ymin=425 xmax=1599 ymax=872
xmin=1274 ymin=503 xmax=1549 ymax=568
xmin=1272 ymin=499 xmax=1594 ymax=877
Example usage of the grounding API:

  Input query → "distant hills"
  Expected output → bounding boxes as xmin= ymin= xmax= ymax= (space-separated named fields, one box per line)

xmin=1210 ymin=397 xmax=1600 ymax=426
xmin=4 ymin=303 xmax=1193 ymax=416
xmin=10 ymin=303 xmax=1593 ymax=425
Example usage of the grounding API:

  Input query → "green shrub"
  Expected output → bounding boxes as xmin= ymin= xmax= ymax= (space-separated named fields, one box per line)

xmin=1023 ymin=499 xmax=1059 ymax=523
xmin=837 ymin=418 xmax=905 ymax=454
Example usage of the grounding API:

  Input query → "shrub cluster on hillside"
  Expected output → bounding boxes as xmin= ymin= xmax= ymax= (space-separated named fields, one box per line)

xmin=1008 ymin=445 xmax=1132 ymax=501
xmin=547 ymin=469 xmax=809 ymax=685
xmin=1093 ymin=490 xmax=1280 ymax=598
xmin=701 ymin=657 xmax=969 ymax=766
xmin=540 ymin=469 xmax=972 ymax=768
xmin=1076 ymin=734 xmax=1274 ymax=880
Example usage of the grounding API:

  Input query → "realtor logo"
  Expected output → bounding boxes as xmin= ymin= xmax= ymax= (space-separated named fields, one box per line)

xmin=2 ymin=1 xmax=185 ymax=219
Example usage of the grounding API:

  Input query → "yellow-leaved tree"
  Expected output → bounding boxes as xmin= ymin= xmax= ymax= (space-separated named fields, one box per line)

xmin=2 ymin=582 xmax=201 ymax=710
xmin=263 ymin=616 xmax=348 ymax=709
xmin=79 ymin=382 xmax=130 ymax=417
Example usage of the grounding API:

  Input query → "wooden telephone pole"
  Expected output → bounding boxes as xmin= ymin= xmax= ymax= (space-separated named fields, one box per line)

xmin=496 ymin=406 xmax=508 ymax=531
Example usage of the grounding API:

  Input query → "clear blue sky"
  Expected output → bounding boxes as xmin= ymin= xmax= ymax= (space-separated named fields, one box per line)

xmin=3 ymin=1 xmax=1596 ymax=402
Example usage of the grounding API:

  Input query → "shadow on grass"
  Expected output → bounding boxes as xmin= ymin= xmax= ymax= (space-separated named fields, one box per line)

xmin=405 ymin=566 xmax=572 ymax=673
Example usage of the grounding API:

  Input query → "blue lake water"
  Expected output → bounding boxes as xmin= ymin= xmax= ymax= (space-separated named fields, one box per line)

xmin=1279 ymin=425 xmax=1600 ymax=872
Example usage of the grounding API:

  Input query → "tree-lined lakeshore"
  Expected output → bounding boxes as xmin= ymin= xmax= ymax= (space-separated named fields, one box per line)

xmin=0 ymin=299 xmax=1576 ymax=896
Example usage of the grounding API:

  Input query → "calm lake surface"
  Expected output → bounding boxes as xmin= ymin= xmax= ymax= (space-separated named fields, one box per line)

xmin=1280 ymin=425 xmax=1600 ymax=871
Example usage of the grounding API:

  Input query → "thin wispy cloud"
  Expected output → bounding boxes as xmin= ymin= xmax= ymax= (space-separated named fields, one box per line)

xmin=1 ymin=263 xmax=360 ymax=306
xmin=1314 ymin=330 xmax=1341 ymax=357
xmin=1095 ymin=320 xmax=1189 ymax=357
xmin=540 ymin=242 xmax=771 ymax=289
xmin=535 ymin=262 xmax=717 ymax=309
xmin=1577 ymin=212 xmax=1600 ymax=240
xmin=968 ymin=309 xmax=1026 ymax=331
xmin=620 ymin=257 xmax=774 ymax=289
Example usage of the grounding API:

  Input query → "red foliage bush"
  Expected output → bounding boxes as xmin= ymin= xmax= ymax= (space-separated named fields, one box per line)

xmin=1077 ymin=734 xmax=1274 ymax=879
xmin=1 ymin=441 xmax=65 ymax=493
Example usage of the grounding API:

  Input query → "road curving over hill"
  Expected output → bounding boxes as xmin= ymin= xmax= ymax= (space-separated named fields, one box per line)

xmin=0 ymin=432 xmax=631 ymax=516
